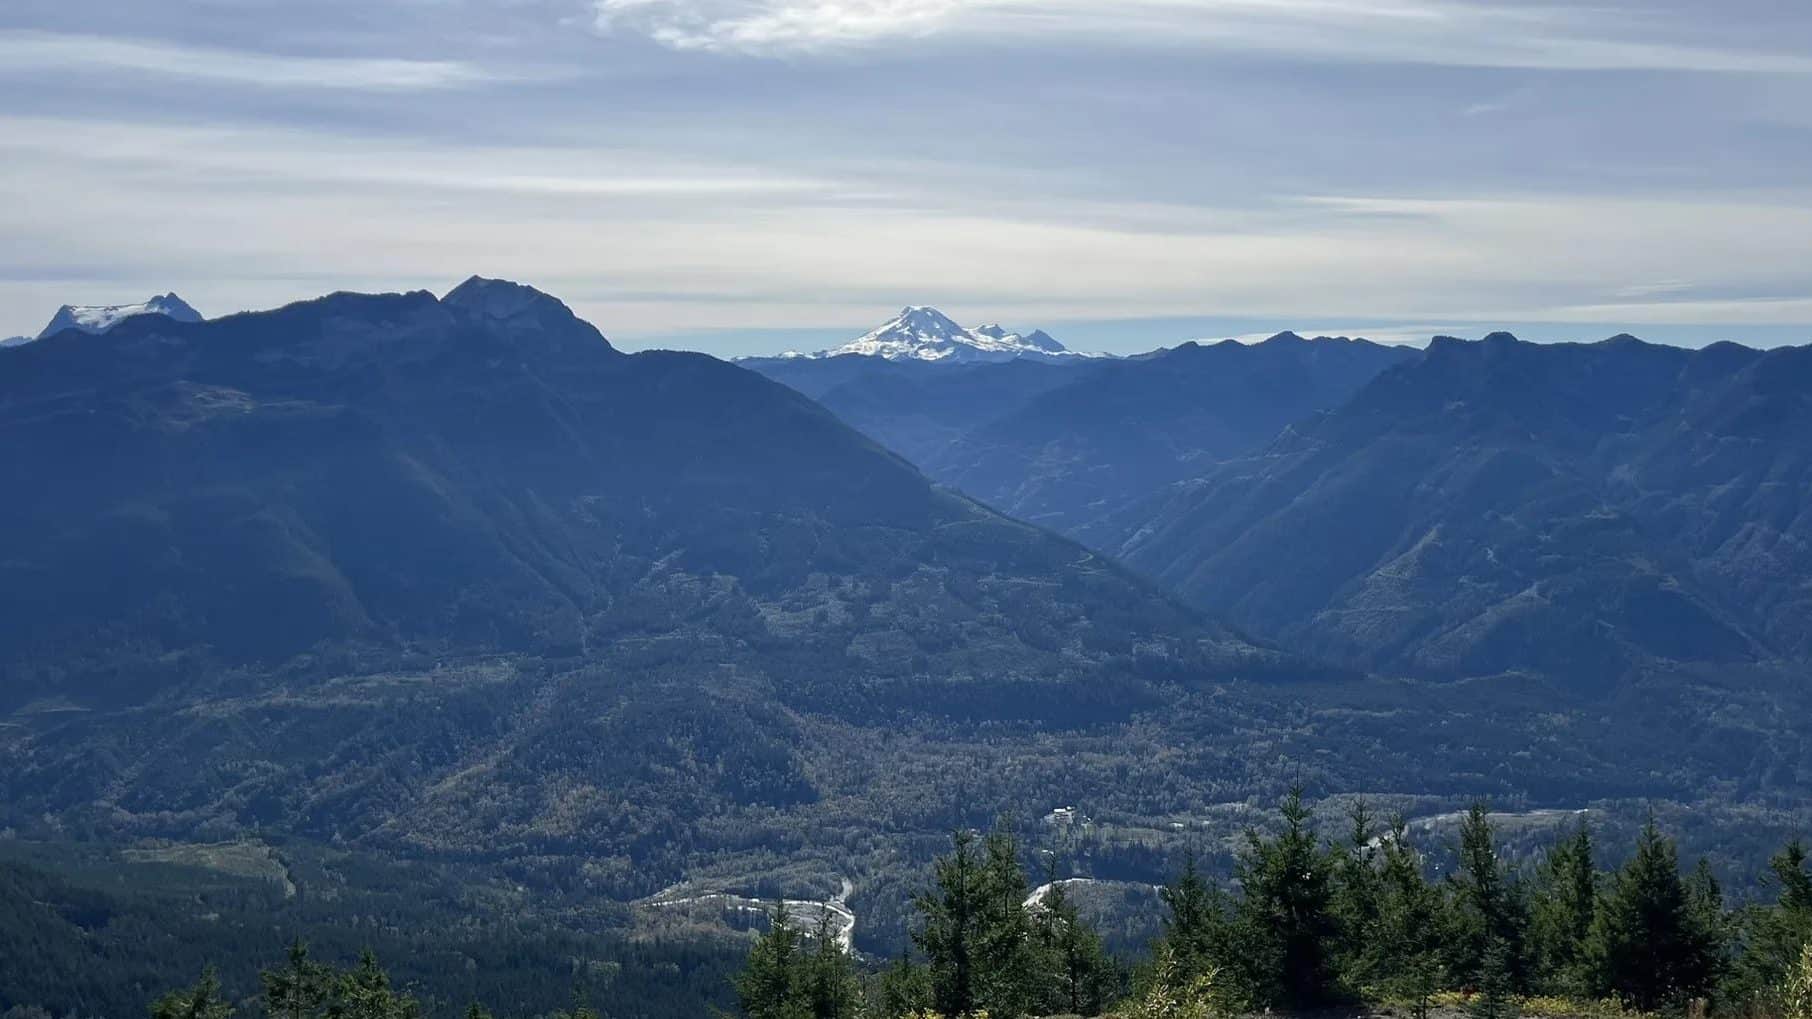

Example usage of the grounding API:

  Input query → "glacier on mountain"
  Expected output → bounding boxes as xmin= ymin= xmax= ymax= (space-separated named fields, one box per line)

xmin=779 ymin=306 xmax=1104 ymax=364
xmin=37 ymin=293 xmax=204 ymax=340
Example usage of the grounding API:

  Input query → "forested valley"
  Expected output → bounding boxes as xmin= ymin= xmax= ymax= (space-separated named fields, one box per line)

xmin=111 ymin=796 xmax=1812 ymax=1019
xmin=6 ymin=288 xmax=1812 ymax=1019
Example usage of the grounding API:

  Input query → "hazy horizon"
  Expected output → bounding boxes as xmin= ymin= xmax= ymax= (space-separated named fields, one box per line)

xmin=5 ymin=0 xmax=1811 ymax=354
xmin=8 ymin=282 xmax=1811 ymax=358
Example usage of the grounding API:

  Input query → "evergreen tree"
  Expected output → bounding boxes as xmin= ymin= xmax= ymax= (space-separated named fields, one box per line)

xmin=974 ymin=827 xmax=1040 ymax=1019
xmin=874 ymin=952 xmax=932 ymax=1019
xmin=263 ymin=941 xmax=331 ymax=1019
xmin=802 ymin=913 xmax=860 ymax=1019
xmin=1470 ymin=936 xmax=1519 ymax=1019
xmin=329 ymin=950 xmax=420 ymax=1019
xmin=1374 ymin=816 xmax=1448 ymax=1018
xmin=1780 ymin=842 xmax=1812 ymax=916
xmin=1230 ymin=787 xmax=1339 ymax=1010
xmin=1448 ymin=802 xmax=1525 ymax=994
xmin=1586 ymin=818 xmax=1718 ymax=1010
xmin=1734 ymin=840 xmax=1812 ymax=1006
xmin=151 ymin=968 xmax=234 ymax=1019
xmin=547 ymin=989 xmax=600 ymax=1019
xmin=1331 ymin=799 xmax=1384 ymax=995
xmin=1528 ymin=821 xmax=1596 ymax=996
xmin=1686 ymin=857 xmax=1727 ymax=989
xmin=914 ymin=831 xmax=984 ymax=1018
xmin=737 ymin=901 xmax=811 ymax=1019
xmin=1034 ymin=879 xmax=1113 ymax=1016
xmin=1158 ymin=850 xmax=1221 ymax=977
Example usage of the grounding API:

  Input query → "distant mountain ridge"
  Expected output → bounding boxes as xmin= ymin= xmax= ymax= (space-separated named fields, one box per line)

xmin=7 ymin=292 xmax=1812 ymax=981
xmin=0 ymin=276 xmax=1301 ymax=884
xmin=1112 ymin=331 xmax=1812 ymax=681
xmin=755 ymin=305 xmax=1101 ymax=364
xmin=36 ymin=292 xmax=203 ymax=340
xmin=747 ymin=330 xmax=1415 ymax=544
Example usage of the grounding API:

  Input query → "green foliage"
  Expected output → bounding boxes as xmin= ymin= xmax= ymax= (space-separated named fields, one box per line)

xmin=886 ymin=828 xmax=1117 ymax=1018
xmin=1471 ymin=936 xmax=1520 ymax=1019
xmin=1034 ymin=879 xmax=1114 ymax=1016
xmin=1449 ymin=802 xmax=1528 ymax=994
xmin=332 ymin=950 xmax=422 ymax=1019
xmin=1119 ymin=945 xmax=1226 ymax=1019
xmin=914 ymin=832 xmax=984 ymax=1019
xmin=973 ymin=829 xmax=1041 ymax=1019
xmin=735 ymin=901 xmax=858 ymax=1019
xmin=1730 ymin=840 xmax=1812 ymax=1010
xmin=155 ymin=951 xmax=421 ymax=1019
xmin=1372 ymin=816 xmax=1448 ymax=1018
xmin=874 ymin=953 xmax=933 ymax=1019
xmin=0 ymin=844 xmax=745 ymax=1019
xmin=1585 ymin=818 xmax=1719 ymax=1010
xmin=1225 ymin=788 xmax=1339 ymax=1010
xmin=804 ymin=914 xmax=863 ymax=1019
xmin=118 ymin=798 xmax=1812 ymax=1019
xmin=1330 ymin=800 xmax=1385 ymax=995
xmin=1529 ymin=821 xmax=1597 ymax=997
xmin=263 ymin=942 xmax=332 ymax=1019
xmin=151 ymin=969 xmax=234 ymax=1019
xmin=1784 ymin=940 xmax=1812 ymax=1019
xmin=1155 ymin=851 xmax=1219 ymax=978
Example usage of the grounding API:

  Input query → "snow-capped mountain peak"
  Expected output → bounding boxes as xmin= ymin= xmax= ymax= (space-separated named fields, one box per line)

xmin=781 ymin=306 xmax=1100 ymax=363
xmin=37 ymin=293 xmax=204 ymax=340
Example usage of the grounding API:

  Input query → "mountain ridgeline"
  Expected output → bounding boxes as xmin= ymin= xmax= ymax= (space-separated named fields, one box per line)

xmin=0 ymin=278 xmax=1305 ymax=893
xmin=1113 ymin=332 xmax=1812 ymax=683
xmin=0 ymin=277 xmax=946 ymax=689
xmin=753 ymin=313 xmax=1812 ymax=685
xmin=5 ymin=282 xmax=1812 ymax=1019
xmin=748 ymin=330 xmax=1416 ymax=542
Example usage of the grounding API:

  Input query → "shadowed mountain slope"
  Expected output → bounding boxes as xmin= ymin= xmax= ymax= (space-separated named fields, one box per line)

xmin=1115 ymin=333 xmax=1812 ymax=682
xmin=749 ymin=332 xmax=1414 ymax=543
xmin=0 ymin=278 xmax=1307 ymax=883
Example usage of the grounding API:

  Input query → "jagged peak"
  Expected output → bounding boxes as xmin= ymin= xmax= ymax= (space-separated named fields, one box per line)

xmin=783 ymin=305 xmax=1096 ymax=363
xmin=443 ymin=276 xmax=561 ymax=318
xmin=37 ymin=292 xmax=204 ymax=340
xmin=441 ymin=276 xmax=616 ymax=352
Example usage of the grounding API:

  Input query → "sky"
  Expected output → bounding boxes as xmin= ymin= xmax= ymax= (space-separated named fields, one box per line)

xmin=3 ymin=0 xmax=1811 ymax=356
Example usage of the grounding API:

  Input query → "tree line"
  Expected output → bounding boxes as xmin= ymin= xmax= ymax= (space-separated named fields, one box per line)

xmin=141 ymin=792 xmax=1812 ymax=1019
xmin=738 ymin=792 xmax=1812 ymax=1019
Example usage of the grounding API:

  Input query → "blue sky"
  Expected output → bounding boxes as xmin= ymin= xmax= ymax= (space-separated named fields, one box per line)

xmin=3 ymin=0 xmax=1811 ymax=356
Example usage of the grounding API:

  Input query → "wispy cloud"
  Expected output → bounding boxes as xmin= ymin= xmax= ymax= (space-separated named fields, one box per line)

xmin=3 ymin=0 xmax=1810 ymax=350
xmin=0 ymin=31 xmax=509 ymax=90
xmin=0 ymin=115 xmax=833 ymax=199
xmin=594 ymin=0 xmax=960 ymax=51
xmin=1612 ymin=280 xmax=1695 ymax=299
xmin=588 ymin=0 xmax=1812 ymax=72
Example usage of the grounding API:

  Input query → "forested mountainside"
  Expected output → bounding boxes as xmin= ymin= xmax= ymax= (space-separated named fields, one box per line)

xmin=915 ymin=333 xmax=1416 ymax=544
xmin=745 ymin=355 xmax=1085 ymax=473
xmin=747 ymin=333 xmax=1412 ymax=543
xmin=1114 ymin=333 xmax=1812 ymax=683
xmin=0 ymin=276 xmax=1269 ymax=712
xmin=85 ymin=796 xmax=1812 ymax=1019
xmin=4 ymin=287 xmax=1812 ymax=1019
xmin=0 ymin=277 xmax=1302 ymax=903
